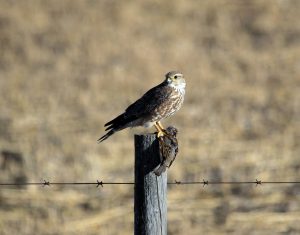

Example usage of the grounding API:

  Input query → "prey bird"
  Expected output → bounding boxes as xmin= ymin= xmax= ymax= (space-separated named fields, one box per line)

xmin=98 ymin=71 xmax=186 ymax=142
xmin=154 ymin=126 xmax=179 ymax=176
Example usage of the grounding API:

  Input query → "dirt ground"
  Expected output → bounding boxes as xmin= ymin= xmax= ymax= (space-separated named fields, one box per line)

xmin=0 ymin=0 xmax=299 ymax=234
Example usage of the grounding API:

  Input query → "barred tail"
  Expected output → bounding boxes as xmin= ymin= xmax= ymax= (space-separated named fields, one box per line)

xmin=97 ymin=129 xmax=116 ymax=143
xmin=98 ymin=112 xmax=138 ymax=143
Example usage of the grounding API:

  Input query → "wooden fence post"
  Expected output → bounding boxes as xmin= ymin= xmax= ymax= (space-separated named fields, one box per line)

xmin=134 ymin=134 xmax=167 ymax=235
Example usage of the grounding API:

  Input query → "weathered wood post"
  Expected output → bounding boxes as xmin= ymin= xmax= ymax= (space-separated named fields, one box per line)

xmin=134 ymin=134 xmax=167 ymax=235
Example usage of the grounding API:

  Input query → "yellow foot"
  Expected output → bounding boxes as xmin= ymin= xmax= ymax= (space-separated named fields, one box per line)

xmin=155 ymin=122 xmax=167 ymax=138
xmin=157 ymin=130 xmax=165 ymax=138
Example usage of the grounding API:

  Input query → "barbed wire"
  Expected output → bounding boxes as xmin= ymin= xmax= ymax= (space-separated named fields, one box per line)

xmin=0 ymin=179 xmax=299 ymax=188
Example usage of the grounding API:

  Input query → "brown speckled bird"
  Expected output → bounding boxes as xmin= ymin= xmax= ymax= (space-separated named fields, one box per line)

xmin=98 ymin=71 xmax=186 ymax=142
xmin=154 ymin=126 xmax=179 ymax=176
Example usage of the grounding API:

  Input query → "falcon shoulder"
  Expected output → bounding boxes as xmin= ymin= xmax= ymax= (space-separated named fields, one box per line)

xmin=125 ymin=81 xmax=172 ymax=117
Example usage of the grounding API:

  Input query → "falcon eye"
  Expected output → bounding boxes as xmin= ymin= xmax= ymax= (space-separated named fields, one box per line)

xmin=174 ymin=75 xmax=178 ymax=79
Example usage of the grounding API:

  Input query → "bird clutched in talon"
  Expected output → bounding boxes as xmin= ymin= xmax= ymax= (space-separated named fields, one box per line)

xmin=154 ymin=126 xmax=179 ymax=176
xmin=98 ymin=71 xmax=186 ymax=142
xmin=154 ymin=121 xmax=168 ymax=138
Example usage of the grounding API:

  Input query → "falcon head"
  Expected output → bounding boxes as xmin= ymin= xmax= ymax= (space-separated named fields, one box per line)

xmin=165 ymin=71 xmax=186 ymax=89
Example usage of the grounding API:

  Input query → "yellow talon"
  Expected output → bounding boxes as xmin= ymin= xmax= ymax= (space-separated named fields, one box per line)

xmin=154 ymin=122 xmax=166 ymax=138
xmin=157 ymin=130 xmax=165 ymax=138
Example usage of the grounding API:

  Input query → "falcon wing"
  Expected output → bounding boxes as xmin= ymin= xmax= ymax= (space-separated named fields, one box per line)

xmin=98 ymin=81 xmax=172 ymax=142
xmin=125 ymin=81 xmax=171 ymax=115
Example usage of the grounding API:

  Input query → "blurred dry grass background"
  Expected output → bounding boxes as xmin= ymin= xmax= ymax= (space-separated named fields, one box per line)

xmin=0 ymin=0 xmax=299 ymax=234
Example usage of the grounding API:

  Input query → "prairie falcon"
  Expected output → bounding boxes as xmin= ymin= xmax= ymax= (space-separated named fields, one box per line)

xmin=98 ymin=71 xmax=186 ymax=142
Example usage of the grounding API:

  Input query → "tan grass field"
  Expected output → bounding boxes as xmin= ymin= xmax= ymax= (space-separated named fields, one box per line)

xmin=0 ymin=0 xmax=299 ymax=234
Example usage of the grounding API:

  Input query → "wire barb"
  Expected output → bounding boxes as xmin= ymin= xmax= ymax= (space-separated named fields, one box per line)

xmin=203 ymin=179 xmax=209 ymax=187
xmin=96 ymin=180 xmax=103 ymax=187
xmin=43 ymin=180 xmax=50 ymax=187
xmin=256 ymin=179 xmax=262 ymax=186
